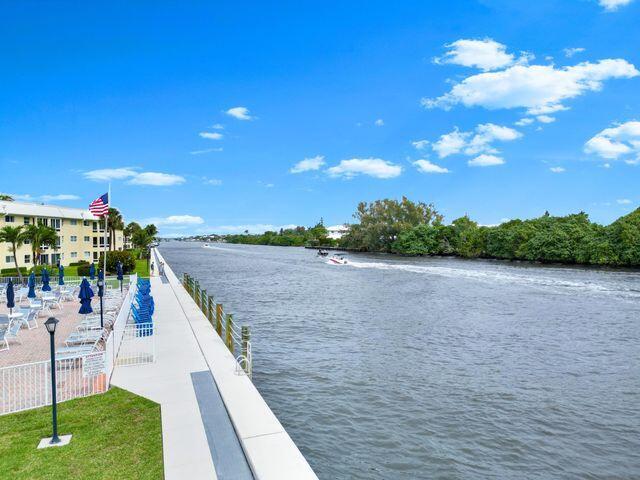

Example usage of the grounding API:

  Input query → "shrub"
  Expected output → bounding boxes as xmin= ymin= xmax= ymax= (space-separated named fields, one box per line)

xmin=69 ymin=260 xmax=90 ymax=267
xmin=77 ymin=264 xmax=92 ymax=276
xmin=1 ymin=267 xmax=28 ymax=275
xmin=98 ymin=250 xmax=136 ymax=274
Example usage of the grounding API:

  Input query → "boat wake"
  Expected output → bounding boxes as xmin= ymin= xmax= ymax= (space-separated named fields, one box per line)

xmin=345 ymin=260 xmax=640 ymax=298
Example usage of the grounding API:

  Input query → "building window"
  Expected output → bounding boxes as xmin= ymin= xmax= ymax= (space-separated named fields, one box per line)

xmin=51 ymin=218 xmax=61 ymax=231
xmin=37 ymin=218 xmax=48 ymax=226
xmin=5 ymin=255 xmax=14 ymax=263
xmin=84 ymin=236 xmax=90 ymax=242
xmin=93 ymin=252 xmax=99 ymax=261
xmin=83 ymin=220 xmax=90 ymax=227
xmin=93 ymin=222 xmax=98 ymax=232
xmin=70 ymin=219 xmax=77 ymax=225
xmin=40 ymin=254 xmax=49 ymax=264
xmin=84 ymin=251 xmax=91 ymax=259
xmin=70 ymin=252 xmax=78 ymax=259
xmin=24 ymin=254 xmax=31 ymax=264
xmin=93 ymin=237 xmax=98 ymax=247
xmin=70 ymin=235 xmax=77 ymax=242
xmin=23 ymin=239 xmax=30 ymax=245
xmin=4 ymin=216 xmax=15 ymax=223
xmin=23 ymin=216 xmax=31 ymax=225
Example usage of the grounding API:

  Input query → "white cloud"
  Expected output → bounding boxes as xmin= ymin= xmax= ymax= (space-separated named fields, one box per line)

xmin=7 ymin=193 xmax=80 ymax=202
xmin=128 ymin=172 xmax=186 ymax=186
xmin=431 ymin=124 xmax=521 ymax=159
xmin=327 ymin=158 xmax=402 ymax=179
xmin=190 ymin=147 xmax=223 ymax=155
xmin=212 ymin=123 xmax=224 ymax=130
xmin=564 ymin=47 xmax=585 ymax=58
xmin=203 ymin=178 xmax=222 ymax=186
xmin=226 ymin=106 xmax=254 ymax=120
xmin=584 ymin=120 xmax=640 ymax=161
xmin=549 ymin=166 xmax=566 ymax=173
xmin=515 ymin=118 xmax=534 ymax=126
xmin=617 ymin=198 xmax=632 ymax=204
xmin=412 ymin=140 xmax=430 ymax=150
xmin=375 ymin=119 xmax=385 ymax=126
xmin=536 ymin=115 xmax=556 ymax=123
xmin=290 ymin=155 xmax=326 ymax=173
xmin=432 ymin=129 xmax=470 ymax=158
xmin=599 ymin=0 xmax=634 ymax=11
xmin=413 ymin=159 xmax=450 ymax=174
xmin=468 ymin=154 xmax=505 ymax=167
xmin=83 ymin=167 xmax=138 ymax=182
xmin=40 ymin=194 xmax=81 ymax=201
xmin=199 ymin=132 xmax=223 ymax=140
xmin=423 ymin=59 xmax=638 ymax=116
xmin=434 ymin=38 xmax=518 ymax=72
xmin=142 ymin=215 xmax=205 ymax=227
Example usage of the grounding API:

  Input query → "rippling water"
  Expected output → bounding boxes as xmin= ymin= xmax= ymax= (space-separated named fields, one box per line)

xmin=159 ymin=242 xmax=640 ymax=480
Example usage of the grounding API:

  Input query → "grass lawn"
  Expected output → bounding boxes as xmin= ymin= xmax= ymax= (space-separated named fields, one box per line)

xmin=134 ymin=259 xmax=150 ymax=278
xmin=0 ymin=387 xmax=163 ymax=480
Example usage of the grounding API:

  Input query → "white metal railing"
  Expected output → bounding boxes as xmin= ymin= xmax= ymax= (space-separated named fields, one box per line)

xmin=0 ymin=274 xmax=138 ymax=416
xmin=0 ymin=355 xmax=108 ymax=415
xmin=115 ymin=322 xmax=155 ymax=366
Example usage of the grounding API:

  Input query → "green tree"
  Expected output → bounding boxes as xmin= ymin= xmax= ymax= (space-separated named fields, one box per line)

xmin=132 ymin=229 xmax=154 ymax=263
xmin=0 ymin=225 xmax=25 ymax=281
xmin=22 ymin=224 xmax=58 ymax=266
xmin=0 ymin=194 xmax=14 ymax=201
xmin=607 ymin=207 xmax=640 ymax=266
xmin=144 ymin=224 xmax=158 ymax=238
xmin=342 ymin=197 xmax=443 ymax=252
xmin=107 ymin=207 xmax=124 ymax=251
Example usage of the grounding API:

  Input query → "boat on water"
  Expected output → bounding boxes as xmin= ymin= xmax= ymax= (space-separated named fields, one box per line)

xmin=328 ymin=253 xmax=348 ymax=265
xmin=203 ymin=243 xmax=210 ymax=248
xmin=317 ymin=249 xmax=329 ymax=257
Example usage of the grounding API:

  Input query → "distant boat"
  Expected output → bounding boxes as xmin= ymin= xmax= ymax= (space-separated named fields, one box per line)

xmin=317 ymin=249 xmax=329 ymax=257
xmin=203 ymin=243 xmax=210 ymax=248
xmin=328 ymin=254 xmax=348 ymax=265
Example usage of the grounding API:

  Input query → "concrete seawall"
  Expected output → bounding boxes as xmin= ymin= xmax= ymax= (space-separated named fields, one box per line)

xmin=153 ymin=248 xmax=318 ymax=480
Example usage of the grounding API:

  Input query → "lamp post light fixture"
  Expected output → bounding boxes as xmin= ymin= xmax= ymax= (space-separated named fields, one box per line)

xmin=45 ymin=317 xmax=60 ymax=444
xmin=38 ymin=317 xmax=72 ymax=449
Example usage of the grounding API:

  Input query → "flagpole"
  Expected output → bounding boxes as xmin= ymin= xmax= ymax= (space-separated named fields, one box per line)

xmin=103 ymin=183 xmax=110 ymax=279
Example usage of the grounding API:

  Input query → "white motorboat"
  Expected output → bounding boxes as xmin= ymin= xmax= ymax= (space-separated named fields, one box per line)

xmin=328 ymin=254 xmax=348 ymax=265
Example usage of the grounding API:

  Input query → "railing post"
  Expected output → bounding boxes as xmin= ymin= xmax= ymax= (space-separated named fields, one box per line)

xmin=207 ymin=296 xmax=214 ymax=325
xmin=241 ymin=325 xmax=250 ymax=372
xmin=226 ymin=314 xmax=234 ymax=354
xmin=195 ymin=280 xmax=200 ymax=307
xmin=216 ymin=304 xmax=223 ymax=336
xmin=200 ymin=289 xmax=207 ymax=314
xmin=182 ymin=273 xmax=188 ymax=291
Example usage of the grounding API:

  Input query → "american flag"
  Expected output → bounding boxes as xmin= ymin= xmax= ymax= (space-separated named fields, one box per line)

xmin=89 ymin=192 xmax=109 ymax=217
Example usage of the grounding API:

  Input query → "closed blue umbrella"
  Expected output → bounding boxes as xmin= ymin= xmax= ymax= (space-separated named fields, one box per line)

xmin=78 ymin=278 xmax=94 ymax=315
xmin=41 ymin=268 xmax=52 ymax=292
xmin=89 ymin=263 xmax=96 ymax=280
xmin=6 ymin=279 xmax=15 ymax=315
xmin=27 ymin=272 xmax=36 ymax=298
xmin=58 ymin=265 xmax=65 ymax=286
xmin=116 ymin=261 xmax=124 ymax=293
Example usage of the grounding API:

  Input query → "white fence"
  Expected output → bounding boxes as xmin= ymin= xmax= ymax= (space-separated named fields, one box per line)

xmin=116 ymin=323 xmax=155 ymax=366
xmin=0 ymin=354 xmax=109 ymax=415
xmin=0 ymin=273 xmax=159 ymax=416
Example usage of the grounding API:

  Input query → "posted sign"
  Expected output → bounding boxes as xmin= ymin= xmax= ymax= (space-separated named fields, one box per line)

xmin=83 ymin=352 xmax=105 ymax=377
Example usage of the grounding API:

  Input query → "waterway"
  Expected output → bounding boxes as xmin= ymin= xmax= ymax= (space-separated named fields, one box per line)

xmin=159 ymin=242 xmax=640 ymax=480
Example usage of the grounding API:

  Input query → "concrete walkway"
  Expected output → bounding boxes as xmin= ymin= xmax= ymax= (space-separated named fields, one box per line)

xmin=110 ymin=268 xmax=218 ymax=479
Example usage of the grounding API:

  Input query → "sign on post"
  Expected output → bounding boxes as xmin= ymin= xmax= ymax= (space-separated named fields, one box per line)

xmin=83 ymin=352 xmax=106 ymax=377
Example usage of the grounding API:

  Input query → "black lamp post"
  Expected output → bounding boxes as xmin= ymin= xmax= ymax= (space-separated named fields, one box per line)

xmin=97 ymin=277 xmax=104 ymax=329
xmin=44 ymin=317 xmax=60 ymax=445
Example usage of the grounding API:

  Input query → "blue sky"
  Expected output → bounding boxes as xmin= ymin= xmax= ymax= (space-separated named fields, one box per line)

xmin=1 ymin=0 xmax=639 ymax=236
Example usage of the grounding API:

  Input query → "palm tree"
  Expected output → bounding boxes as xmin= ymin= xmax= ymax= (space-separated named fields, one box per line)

xmin=0 ymin=225 xmax=25 ymax=281
xmin=124 ymin=221 xmax=141 ymax=247
xmin=107 ymin=207 xmax=124 ymax=251
xmin=0 ymin=194 xmax=14 ymax=201
xmin=22 ymin=224 xmax=58 ymax=266
xmin=144 ymin=224 xmax=158 ymax=238
xmin=132 ymin=229 xmax=153 ymax=264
